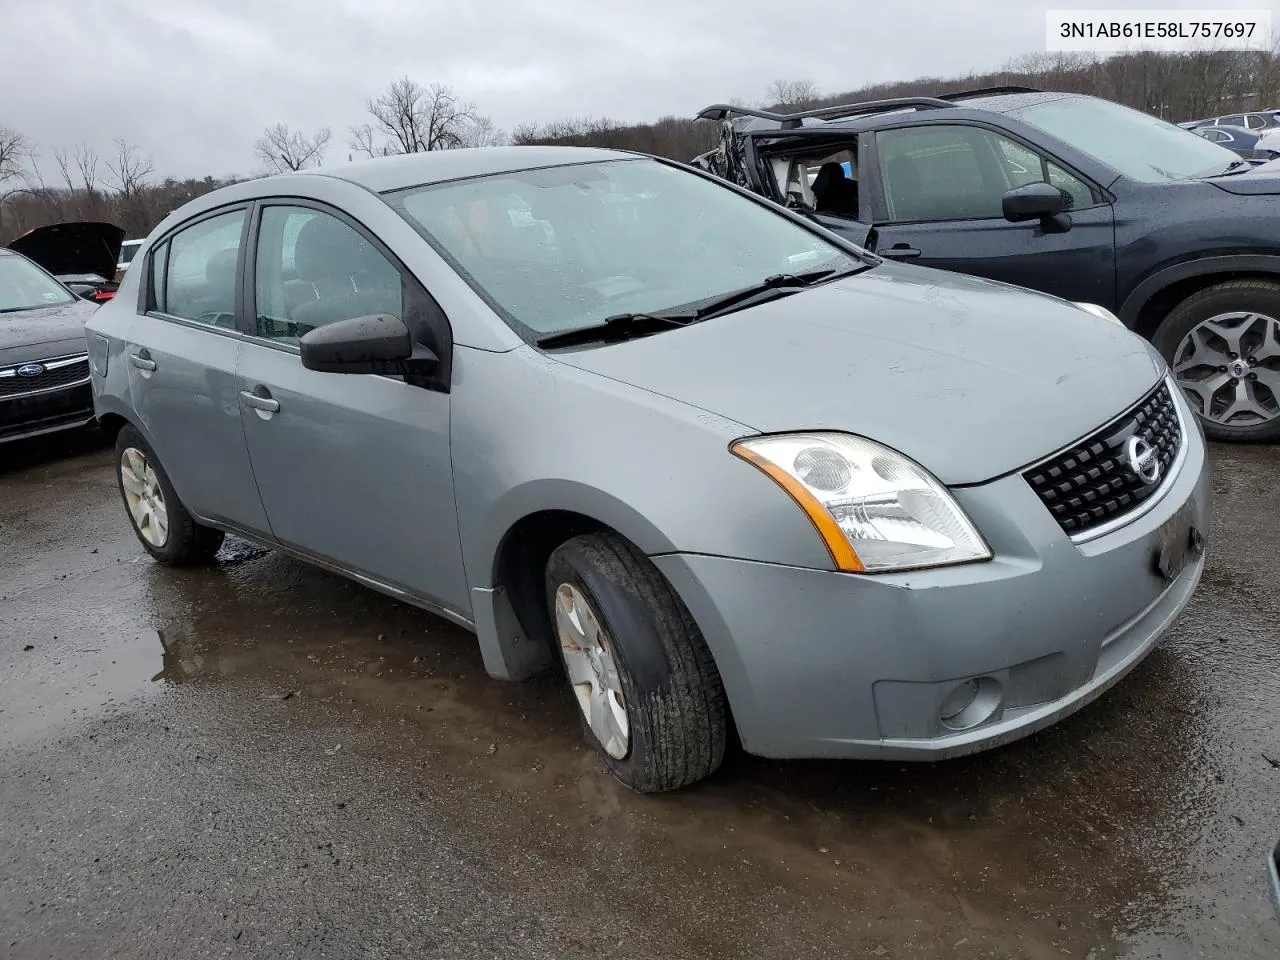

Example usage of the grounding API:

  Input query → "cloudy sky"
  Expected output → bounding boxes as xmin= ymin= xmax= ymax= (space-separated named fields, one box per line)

xmin=5 ymin=0 xmax=1277 ymax=179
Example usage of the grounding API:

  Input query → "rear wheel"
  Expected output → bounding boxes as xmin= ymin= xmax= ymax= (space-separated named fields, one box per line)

xmin=1154 ymin=279 xmax=1280 ymax=442
xmin=115 ymin=425 xmax=224 ymax=565
xmin=544 ymin=532 xmax=728 ymax=793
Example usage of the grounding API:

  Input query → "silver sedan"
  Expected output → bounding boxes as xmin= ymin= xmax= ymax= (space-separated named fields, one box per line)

xmin=85 ymin=147 xmax=1210 ymax=791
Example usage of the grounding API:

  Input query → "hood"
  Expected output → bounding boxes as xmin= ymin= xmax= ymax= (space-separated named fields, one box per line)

xmin=1204 ymin=167 xmax=1280 ymax=195
xmin=552 ymin=265 xmax=1164 ymax=485
xmin=7 ymin=221 xmax=125 ymax=280
xmin=0 ymin=299 xmax=97 ymax=366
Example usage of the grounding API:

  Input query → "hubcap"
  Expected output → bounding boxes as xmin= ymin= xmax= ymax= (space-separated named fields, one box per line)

xmin=554 ymin=583 xmax=630 ymax=759
xmin=120 ymin=447 xmax=169 ymax=547
xmin=1173 ymin=310 xmax=1280 ymax=426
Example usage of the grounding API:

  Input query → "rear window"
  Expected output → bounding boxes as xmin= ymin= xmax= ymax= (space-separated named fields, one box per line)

xmin=119 ymin=243 xmax=141 ymax=265
xmin=0 ymin=255 xmax=75 ymax=312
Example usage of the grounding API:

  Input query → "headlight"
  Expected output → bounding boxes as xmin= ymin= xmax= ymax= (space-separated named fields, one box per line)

xmin=1073 ymin=302 xmax=1124 ymax=327
xmin=731 ymin=432 xmax=991 ymax=573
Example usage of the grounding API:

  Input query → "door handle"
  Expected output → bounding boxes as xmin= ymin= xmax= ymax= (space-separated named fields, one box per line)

xmin=128 ymin=353 xmax=157 ymax=372
xmin=239 ymin=390 xmax=280 ymax=413
xmin=879 ymin=245 xmax=922 ymax=260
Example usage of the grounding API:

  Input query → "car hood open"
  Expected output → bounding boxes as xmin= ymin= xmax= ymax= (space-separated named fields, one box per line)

xmin=551 ymin=264 xmax=1165 ymax=486
xmin=7 ymin=221 xmax=125 ymax=280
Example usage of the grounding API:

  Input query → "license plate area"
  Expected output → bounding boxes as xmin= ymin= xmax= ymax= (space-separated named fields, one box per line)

xmin=1152 ymin=498 xmax=1204 ymax=584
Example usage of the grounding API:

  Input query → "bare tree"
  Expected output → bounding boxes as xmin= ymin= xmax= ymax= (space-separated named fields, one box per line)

xmin=105 ymin=138 xmax=153 ymax=199
xmin=74 ymin=143 xmax=99 ymax=195
xmin=0 ymin=125 xmax=30 ymax=185
xmin=766 ymin=79 xmax=819 ymax=111
xmin=254 ymin=123 xmax=331 ymax=173
xmin=461 ymin=115 xmax=507 ymax=148
xmin=353 ymin=77 xmax=488 ymax=154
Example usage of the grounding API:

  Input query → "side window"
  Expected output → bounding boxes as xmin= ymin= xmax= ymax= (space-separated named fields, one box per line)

xmin=253 ymin=206 xmax=403 ymax=344
xmin=1246 ymin=114 xmax=1265 ymax=129
xmin=160 ymin=210 xmax=245 ymax=328
xmin=148 ymin=241 xmax=168 ymax=311
xmin=877 ymin=125 xmax=1094 ymax=223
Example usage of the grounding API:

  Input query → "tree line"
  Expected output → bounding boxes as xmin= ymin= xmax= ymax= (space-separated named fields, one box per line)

xmin=2 ymin=48 xmax=1278 ymax=244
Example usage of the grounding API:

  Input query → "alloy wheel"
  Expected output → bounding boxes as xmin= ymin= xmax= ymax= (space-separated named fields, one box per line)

xmin=554 ymin=583 xmax=630 ymax=759
xmin=1173 ymin=311 xmax=1280 ymax=426
xmin=120 ymin=447 xmax=169 ymax=547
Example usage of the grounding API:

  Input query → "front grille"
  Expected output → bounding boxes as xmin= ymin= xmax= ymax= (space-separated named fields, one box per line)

xmin=0 ymin=356 xmax=91 ymax=399
xmin=1023 ymin=381 xmax=1183 ymax=537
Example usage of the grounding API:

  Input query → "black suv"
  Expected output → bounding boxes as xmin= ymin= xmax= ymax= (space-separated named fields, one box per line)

xmin=692 ymin=87 xmax=1280 ymax=442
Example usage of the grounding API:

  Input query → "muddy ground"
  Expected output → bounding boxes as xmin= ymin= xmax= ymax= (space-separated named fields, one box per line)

xmin=2 ymin=431 xmax=1278 ymax=959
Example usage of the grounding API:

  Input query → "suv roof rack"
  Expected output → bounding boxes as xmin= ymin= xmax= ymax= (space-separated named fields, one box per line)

xmin=696 ymin=96 xmax=955 ymax=128
xmin=937 ymin=85 xmax=1042 ymax=101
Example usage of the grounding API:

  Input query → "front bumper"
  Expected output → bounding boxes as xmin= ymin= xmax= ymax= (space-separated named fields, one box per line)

xmin=653 ymin=405 xmax=1211 ymax=761
xmin=0 ymin=355 xmax=95 ymax=443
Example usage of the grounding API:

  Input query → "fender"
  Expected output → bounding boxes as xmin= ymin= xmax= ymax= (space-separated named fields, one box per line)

xmin=1119 ymin=255 xmax=1280 ymax=328
xmin=468 ymin=479 xmax=682 ymax=683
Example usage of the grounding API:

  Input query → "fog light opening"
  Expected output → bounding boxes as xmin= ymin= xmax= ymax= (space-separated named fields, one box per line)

xmin=939 ymin=677 xmax=1002 ymax=732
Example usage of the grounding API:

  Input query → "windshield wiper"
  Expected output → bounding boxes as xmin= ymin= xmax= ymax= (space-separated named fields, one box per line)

xmin=536 ymin=311 xmax=696 ymax=349
xmin=686 ymin=266 xmax=862 ymax=322
xmin=535 ymin=266 xmax=864 ymax=349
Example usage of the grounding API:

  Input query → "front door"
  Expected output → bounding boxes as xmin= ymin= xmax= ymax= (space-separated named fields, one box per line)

xmin=124 ymin=205 xmax=271 ymax=532
xmin=866 ymin=123 xmax=1117 ymax=307
xmin=235 ymin=202 xmax=469 ymax=617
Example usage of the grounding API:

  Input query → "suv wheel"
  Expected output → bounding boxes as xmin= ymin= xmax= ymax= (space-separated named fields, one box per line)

xmin=115 ymin=425 xmax=225 ymax=564
xmin=544 ymin=532 xmax=728 ymax=793
xmin=1155 ymin=279 xmax=1280 ymax=442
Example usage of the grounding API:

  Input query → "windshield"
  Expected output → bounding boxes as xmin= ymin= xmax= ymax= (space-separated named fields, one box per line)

xmin=0 ymin=255 xmax=74 ymax=313
xmin=1015 ymin=96 xmax=1239 ymax=183
xmin=390 ymin=158 xmax=860 ymax=339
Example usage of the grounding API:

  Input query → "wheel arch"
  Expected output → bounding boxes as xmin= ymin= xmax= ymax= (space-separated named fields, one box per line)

xmin=1120 ymin=255 xmax=1280 ymax=340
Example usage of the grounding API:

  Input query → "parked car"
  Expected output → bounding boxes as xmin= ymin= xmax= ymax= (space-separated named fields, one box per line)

xmin=116 ymin=238 xmax=144 ymax=282
xmin=7 ymin=221 xmax=124 ymax=304
xmin=1189 ymin=111 xmax=1280 ymax=132
xmin=86 ymin=147 xmax=1210 ymax=792
xmin=692 ymin=87 xmax=1280 ymax=442
xmin=0 ymin=246 xmax=99 ymax=442
xmin=1192 ymin=124 xmax=1278 ymax=160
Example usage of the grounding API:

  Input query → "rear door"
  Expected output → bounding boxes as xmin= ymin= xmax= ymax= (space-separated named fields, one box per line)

xmin=863 ymin=122 xmax=1117 ymax=307
xmin=123 ymin=206 xmax=271 ymax=532
xmin=235 ymin=200 xmax=469 ymax=617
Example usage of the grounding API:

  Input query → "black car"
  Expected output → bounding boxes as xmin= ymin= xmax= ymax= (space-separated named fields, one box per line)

xmin=692 ymin=87 xmax=1280 ymax=442
xmin=7 ymin=221 xmax=125 ymax=305
xmin=0 ymin=246 xmax=98 ymax=443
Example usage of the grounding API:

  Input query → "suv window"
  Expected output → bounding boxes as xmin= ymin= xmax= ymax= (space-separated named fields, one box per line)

xmin=253 ymin=205 xmax=403 ymax=345
xmin=159 ymin=210 xmax=245 ymax=328
xmin=876 ymin=125 xmax=1093 ymax=222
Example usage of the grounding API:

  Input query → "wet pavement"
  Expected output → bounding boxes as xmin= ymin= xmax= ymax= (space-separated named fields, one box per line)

xmin=1 ymin=430 xmax=1278 ymax=960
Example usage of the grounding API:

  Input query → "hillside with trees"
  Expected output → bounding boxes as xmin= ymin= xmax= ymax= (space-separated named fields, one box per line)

xmin=2 ymin=48 xmax=1277 ymax=244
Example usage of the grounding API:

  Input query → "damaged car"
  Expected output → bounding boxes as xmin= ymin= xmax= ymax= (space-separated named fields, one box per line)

xmin=88 ymin=147 xmax=1208 ymax=792
xmin=7 ymin=220 xmax=125 ymax=304
xmin=693 ymin=87 xmax=1280 ymax=442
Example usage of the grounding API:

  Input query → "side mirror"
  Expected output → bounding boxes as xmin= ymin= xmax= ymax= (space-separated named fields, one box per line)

xmin=300 ymin=314 xmax=435 ymax=376
xmin=1002 ymin=182 xmax=1066 ymax=223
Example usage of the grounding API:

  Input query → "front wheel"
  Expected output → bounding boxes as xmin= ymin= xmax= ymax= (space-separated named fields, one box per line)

xmin=544 ymin=532 xmax=728 ymax=793
xmin=1154 ymin=279 xmax=1280 ymax=442
xmin=115 ymin=425 xmax=225 ymax=565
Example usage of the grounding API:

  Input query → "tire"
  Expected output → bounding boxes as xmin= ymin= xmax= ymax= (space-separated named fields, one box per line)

xmin=114 ymin=425 xmax=224 ymax=565
xmin=1153 ymin=279 xmax=1280 ymax=443
xmin=544 ymin=532 xmax=728 ymax=793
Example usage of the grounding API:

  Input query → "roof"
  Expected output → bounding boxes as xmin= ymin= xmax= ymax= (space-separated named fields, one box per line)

xmin=299 ymin=145 xmax=635 ymax=193
xmin=708 ymin=89 xmax=1081 ymax=136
